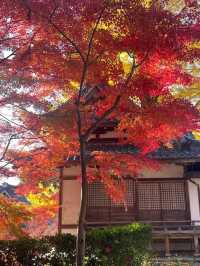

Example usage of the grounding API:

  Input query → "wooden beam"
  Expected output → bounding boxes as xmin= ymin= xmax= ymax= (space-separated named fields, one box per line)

xmin=194 ymin=235 xmax=200 ymax=256
xmin=58 ymin=167 xmax=64 ymax=234
xmin=165 ymin=236 xmax=171 ymax=257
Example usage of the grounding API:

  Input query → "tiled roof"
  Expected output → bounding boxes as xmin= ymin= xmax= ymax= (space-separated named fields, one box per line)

xmin=87 ymin=143 xmax=138 ymax=154
xmin=151 ymin=134 xmax=200 ymax=160
xmin=67 ymin=134 xmax=200 ymax=162
xmin=151 ymin=144 xmax=200 ymax=160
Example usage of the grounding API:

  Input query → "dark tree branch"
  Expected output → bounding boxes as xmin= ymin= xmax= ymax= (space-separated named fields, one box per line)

xmin=84 ymin=95 xmax=121 ymax=139
xmin=86 ymin=7 xmax=105 ymax=62
xmin=134 ymin=50 xmax=150 ymax=68
xmin=75 ymin=7 xmax=106 ymax=265
xmin=77 ymin=7 xmax=105 ymax=103
xmin=83 ymin=50 xmax=150 ymax=140
xmin=0 ymin=48 xmax=18 ymax=64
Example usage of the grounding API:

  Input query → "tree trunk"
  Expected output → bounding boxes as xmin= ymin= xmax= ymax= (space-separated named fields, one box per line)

xmin=76 ymin=139 xmax=88 ymax=266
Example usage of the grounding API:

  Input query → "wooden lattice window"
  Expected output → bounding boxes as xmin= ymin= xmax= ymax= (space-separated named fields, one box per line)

xmin=87 ymin=181 xmax=110 ymax=207
xmin=161 ymin=182 xmax=186 ymax=210
xmin=125 ymin=179 xmax=135 ymax=206
xmin=137 ymin=182 xmax=161 ymax=210
xmin=87 ymin=179 xmax=135 ymax=207
xmin=86 ymin=179 xmax=136 ymax=222
xmin=86 ymin=179 xmax=189 ymax=223
xmin=137 ymin=180 xmax=188 ymax=221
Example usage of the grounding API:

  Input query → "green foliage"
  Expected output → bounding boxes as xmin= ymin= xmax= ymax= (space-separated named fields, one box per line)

xmin=0 ymin=234 xmax=76 ymax=266
xmin=86 ymin=223 xmax=152 ymax=266
xmin=0 ymin=223 xmax=152 ymax=266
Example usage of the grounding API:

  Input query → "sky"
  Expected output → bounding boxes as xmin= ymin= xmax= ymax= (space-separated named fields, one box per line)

xmin=0 ymin=176 xmax=20 ymax=186
xmin=0 ymin=106 xmax=22 ymax=187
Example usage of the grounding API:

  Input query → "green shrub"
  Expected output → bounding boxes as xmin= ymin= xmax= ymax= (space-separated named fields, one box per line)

xmin=0 ymin=223 xmax=152 ymax=266
xmin=86 ymin=223 xmax=152 ymax=266
xmin=0 ymin=235 xmax=76 ymax=266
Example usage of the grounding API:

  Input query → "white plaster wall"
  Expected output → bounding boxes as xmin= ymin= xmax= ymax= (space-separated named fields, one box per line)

xmin=138 ymin=163 xmax=184 ymax=178
xmin=188 ymin=178 xmax=200 ymax=224
xmin=63 ymin=166 xmax=81 ymax=177
xmin=62 ymin=179 xmax=81 ymax=225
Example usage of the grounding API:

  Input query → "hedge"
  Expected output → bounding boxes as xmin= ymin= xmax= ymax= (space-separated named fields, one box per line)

xmin=0 ymin=223 xmax=152 ymax=266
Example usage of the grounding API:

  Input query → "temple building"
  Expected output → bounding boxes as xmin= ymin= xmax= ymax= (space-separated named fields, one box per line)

xmin=58 ymin=127 xmax=200 ymax=257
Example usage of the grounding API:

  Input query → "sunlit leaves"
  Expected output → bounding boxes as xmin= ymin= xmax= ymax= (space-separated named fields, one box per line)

xmin=0 ymin=195 xmax=31 ymax=239
xmin=119 ymin=51 xmax=134 ymax=74
xmin=192 ymin=130 xmax=200 ymax=140
xmin=164 ymin=0 xmax=185 ymax=14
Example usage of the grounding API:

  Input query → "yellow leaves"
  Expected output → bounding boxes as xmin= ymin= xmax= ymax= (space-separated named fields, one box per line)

xmin=183 ymin=61 xmax=200 ymax=77
xmin=39 ymin=182 xmax=57 ymax=195
xmin=140 ymin=0 xmax=153 ymax=9
xmin=70 ymin=80 xmax=80 ymax=90
xmin=172 ymin=83 xmax=200 ymax=109
xmin=108 ymin=79 xmax=115 ymax=86
xmin=186 ymin=41 xmax=200 ymax=50
xmin=99 ymin=50 xmax=134 ymax=84
xmin=156 ymin=95 xmax=165 ymax=104
xmin=175 ymin=84 xmax=200 ymax=98
xmin=119 ymin=51 xmax=133 ymax=74
xmin=193 ymin=130 xmax=200 ymax=140
xmin=55 ymin=92 xmax=71 ymax=106
xmin=164 ymin=0 xmax=185 ymax=14
xmin=27 ymin=183 xmax=58 ymax=209
xmin=97 ymin=21 xmax=124 ymax=39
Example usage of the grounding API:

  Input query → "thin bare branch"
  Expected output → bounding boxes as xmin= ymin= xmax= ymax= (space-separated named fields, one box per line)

xmin=0 ymin=131 xmax=28 ymax=162
xmin=0 ymin=48 xmax=18 ymax=64
xmin=86 ymin=7 xmax=105 ymax=62
xmin=0 ymin=160 xmax=12 ymax=170
xmin=48 ymin=12 xmax=85 ymax=63
xmin=0 ymin=113 xmax=29 ymax=131
xmin=77 ymin=7 xmax=105 ymax=104
xmin=0 ymin=134 xmax=16 ymax=161
xmin=0 ymin=113 xmax=47 ymax=145
xmin=134 ymin=50 xmax=150 ymax=68
xmin=0 ymin=149 xmax=47 ymax=171
xmin=22 ymin=0 xmax=85 ymax=63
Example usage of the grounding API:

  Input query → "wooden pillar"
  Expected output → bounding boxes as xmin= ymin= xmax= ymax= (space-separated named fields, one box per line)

xmin=165 ymin=236 xmax=171 ymax=257
xmin=194 ymin=235 xmax=200 ymax=256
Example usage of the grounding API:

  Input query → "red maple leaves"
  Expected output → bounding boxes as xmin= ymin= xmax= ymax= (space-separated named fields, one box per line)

xmin=0 ymin=0 xmax=199 ymax=237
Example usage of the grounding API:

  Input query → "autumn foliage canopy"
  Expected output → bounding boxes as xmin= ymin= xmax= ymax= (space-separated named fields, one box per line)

xmin=0 ymin=0 xmax=199 ymax=237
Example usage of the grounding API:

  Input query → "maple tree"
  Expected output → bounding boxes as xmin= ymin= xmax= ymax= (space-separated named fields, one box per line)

xmin=0 ymin=0 xmax=199 ymax=265
xmin=0 ymin=183 xmax=58 ymax=240
xmin=0 ymin=1 xmax=58 ymax=239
